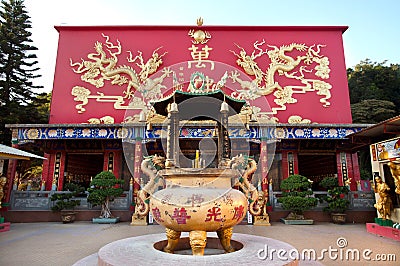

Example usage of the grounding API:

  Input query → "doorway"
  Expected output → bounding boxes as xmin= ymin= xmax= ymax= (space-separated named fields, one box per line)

xmin=64 ymin=153 xmax=104 ymax=190
xmin=298 ymin=154 xmax=337 ymax=190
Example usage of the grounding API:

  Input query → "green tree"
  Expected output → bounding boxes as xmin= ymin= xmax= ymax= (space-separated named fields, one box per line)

xmin=347 ymin=59 xmax=400 ymax=122
xmin=0 ymin=0 xmax=43 ymax=144
xmin=319 ymin=176 xmax=350 ymax=214
xmin=277 ymin=174 xmax=318 ymax=219
xmin=351 ymin=99 xmax=396 ymax=124
xmin=20 ymin=92 xmax=50 ymax=124
xmin=87 ymin=171 xmax=124 ymax=219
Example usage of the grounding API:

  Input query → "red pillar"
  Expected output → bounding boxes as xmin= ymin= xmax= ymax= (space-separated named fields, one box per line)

xmin=260 ymin=138 xmax=269 ymax=192
xmin=53 ymin=152 xmax=65 ymax=191
xmin=336 ymin=152 xmax=349 ymax=186
xmin=282 ymin=152 xmax=289 ymax=179
xmin=113 ymin=151 xmax=122 ymax=179
xmin=103 ymin=151 xmax=109 ymax=172
xmin=292 ymin=152 xmax=299 ymax=175
xmin=133 ymin=138 xmax=143 ymax=211
xmin=350 ymin=152 xmax=360 ymax=191
xmin=41 ymin=153 xmax=52 ymax=191
xmin=133 ymin=138 xmax=143 ymax=193
xmin=117 ymin=151 xmax=123 ymax=179
xmin=104 ymin=151 xmax=121 ymax=179
xmin=57 ymin=151 xmax=66 ymax=191
xmin=4 ymin=159 xmax=17 ymax=204
xmin=282 ymin=151 xmax=296 ymax=179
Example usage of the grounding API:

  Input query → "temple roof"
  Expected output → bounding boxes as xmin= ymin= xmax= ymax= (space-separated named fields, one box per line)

xmin=0 ymin=144 xmax=46 ymax=160
xmin=150 ymin=90 xmax=246 ymax=120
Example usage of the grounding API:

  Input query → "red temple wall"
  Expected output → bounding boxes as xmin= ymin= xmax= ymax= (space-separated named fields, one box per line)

xmin=49 ymin=25 xmax=351 ymax=125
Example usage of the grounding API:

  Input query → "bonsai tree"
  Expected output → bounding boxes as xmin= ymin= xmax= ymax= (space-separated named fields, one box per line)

xmin=277 ymin=174 xmax=318 ymax=220
xmin=51 ymin=183 xmax=85 ymax=223
xmin=50 ymin=183 xmax=85 ymax=212
xmin=320 ymin=176 xmax=350 ymax=214
xmin=87 ymin=171 xmax=124 ymax=219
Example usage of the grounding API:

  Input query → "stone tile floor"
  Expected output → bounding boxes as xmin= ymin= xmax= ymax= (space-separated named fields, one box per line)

xmin=0 ymin=222 xmax=398 ymax=266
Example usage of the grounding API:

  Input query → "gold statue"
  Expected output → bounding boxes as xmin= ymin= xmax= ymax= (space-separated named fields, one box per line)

xmin=0 ymin=176 xmax=7 ymax=207
xmin=377 ymin=144 xmax=389 ymax=160
xmin=387 ymin=161 xmax=400 ymax=194
xmin=372 ymin=175 xmax=392 ymax=220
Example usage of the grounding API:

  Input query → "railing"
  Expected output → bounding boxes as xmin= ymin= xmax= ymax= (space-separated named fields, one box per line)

xmin=9 ymin=189 xmax=374 ymax=211
xmin=9 ymin=190 xmax=133 ymax=211
xmin=270 ymin=191 xmax=375 ymax=210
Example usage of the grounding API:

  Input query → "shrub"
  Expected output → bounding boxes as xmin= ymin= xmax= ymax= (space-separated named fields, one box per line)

xmin=50 ymin=183 xmax=85 ymax=212
xmin=278 ymin=174 xmax=318 ymax=219
xmin=87 ymin=171 xmax=124 ymax=218
xmin=320 ymin=176 xmax=350 ymax=213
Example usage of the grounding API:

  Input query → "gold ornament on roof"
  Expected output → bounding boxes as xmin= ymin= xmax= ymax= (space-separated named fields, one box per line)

xmin=188 ymin=17 xmax=211 ymax=44
xmin=230 ymin=41 xmax=332 ymax=118
xmin=70 ymin=34 xmax=168 ymax=114
xmin=287 ymin=115 xmax=312 ymax=124
xmin=87 ymin=115 xmax=115 ymax=124
xmin=197 ymin=17 xmax=203 ymax=26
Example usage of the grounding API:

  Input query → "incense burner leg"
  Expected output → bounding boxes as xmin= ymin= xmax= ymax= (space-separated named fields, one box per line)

xmin=163 ymin=228 xmax=181 ymax=254
xmin=189 ymin=230 xmax=207 ymax=256
xmin=217 ymin=227 xmax=235 ymax=253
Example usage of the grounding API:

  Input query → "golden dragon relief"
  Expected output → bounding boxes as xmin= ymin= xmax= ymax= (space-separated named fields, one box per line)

xmin=69 ymin=33 xmax=168 ymax=114
xmin=230 ymin=40 xmax=332 ymax=116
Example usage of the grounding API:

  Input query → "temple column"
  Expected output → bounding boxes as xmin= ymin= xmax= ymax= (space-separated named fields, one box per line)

xmin=337 ymin=152 xmax=348 ymax=187
xmin=133 ymin=137 xmax=143 ymax=202
xmin=41 ymin=153 xmax=51 ymax=191
xmin=351 ymin=152 xmax=362 ymax=191
xmin=5 ymin=157 xmax=16 ymax=203
xmin=166 ymin=102 xmax=179 ymax=168
xmin=218 ymin=101 xmax=230 ymax=168
xmin=51 ymin=152 xmax=62 ymax=191
xmin=336 ymin=151 xmax=357 ymax=191
xmin=260 ymin=138 xmax=269 ymax=192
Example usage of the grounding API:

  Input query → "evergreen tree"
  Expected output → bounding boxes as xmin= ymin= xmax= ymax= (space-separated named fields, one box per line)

xmin=0 ymin=0 xmax=43 ymax=144
xmin=351 ymin=99 xmax=396 ymax=124
xmin=347 ymin=59 xmax=400 ymax=123
xmin=21 ymin=92 xmax=50 ymax=124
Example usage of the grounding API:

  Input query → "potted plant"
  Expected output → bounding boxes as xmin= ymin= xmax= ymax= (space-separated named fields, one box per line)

xmin=87 ymin=171 xmax=124 ymax=223
xmin=50 ymin=183 xmax=85 ymax=223
xmin=320 ymin=176 xmax=350 ymax=224
xmin=277 ymin=174 xmax=318 ymax=224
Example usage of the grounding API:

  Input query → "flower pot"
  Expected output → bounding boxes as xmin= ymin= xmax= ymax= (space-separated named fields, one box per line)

xmin=61 ymin=211 xmax=77 ymax=223
xmin=331 ymin=213 xmax=346 ymax=224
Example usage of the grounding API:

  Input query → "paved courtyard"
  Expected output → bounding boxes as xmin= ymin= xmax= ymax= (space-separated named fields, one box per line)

xmin=0 ymin=221 xmax=398 ymax=265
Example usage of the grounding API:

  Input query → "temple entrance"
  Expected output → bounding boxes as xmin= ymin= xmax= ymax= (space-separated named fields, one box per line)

xmin=298 ymin=153 xmax=337 ymax=190
xmin=64 ymin=153 xmax=104 ymax=189
xmin=178 ymin=138 xmax=218 ymax=168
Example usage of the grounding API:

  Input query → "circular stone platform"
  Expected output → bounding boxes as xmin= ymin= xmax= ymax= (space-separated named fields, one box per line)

xmin=73 ymin=232 xmax=318 ymax=266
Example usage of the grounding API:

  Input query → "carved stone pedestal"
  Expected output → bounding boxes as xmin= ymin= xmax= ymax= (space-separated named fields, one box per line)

xmin=254 ymin=214 xmax=271 ymax=226
xmin=131 ymin=213 xmax=147 ymax=226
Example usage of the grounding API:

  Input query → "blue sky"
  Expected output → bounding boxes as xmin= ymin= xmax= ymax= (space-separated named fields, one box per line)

xmin=24 ymin=0 xmax=400 ymax=93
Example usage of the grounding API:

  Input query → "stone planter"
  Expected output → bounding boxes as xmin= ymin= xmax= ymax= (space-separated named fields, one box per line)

xmin=331 ymin=213 xmax=346 ymax=224
xmin=280 ymin=218 xmax=314 ymax=225
xmin=92 ymin=217 xmax=120 ymax=224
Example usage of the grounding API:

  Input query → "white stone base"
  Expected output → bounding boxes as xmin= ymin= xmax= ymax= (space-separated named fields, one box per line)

xmin=74 ymin=233 xmax=323 ymax=266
